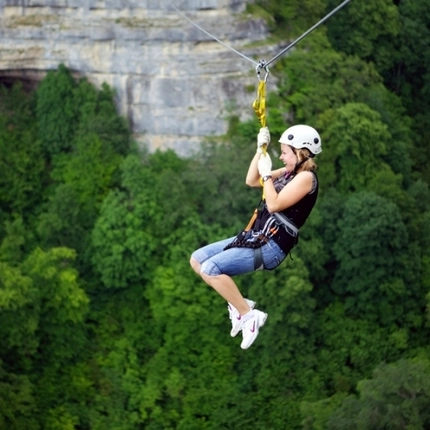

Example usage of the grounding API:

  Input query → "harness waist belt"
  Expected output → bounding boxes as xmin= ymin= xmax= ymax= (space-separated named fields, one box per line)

xmin=272 ymin=212 xmax=299 ymax=237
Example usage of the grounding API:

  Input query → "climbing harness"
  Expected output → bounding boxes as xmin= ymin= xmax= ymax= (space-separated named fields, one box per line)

xmin=223 ymin=199 xmax=280 ymax=270
xmin=272 ymin=211 xmax=298 ymax=237
xmin=223 ymin=195 xmax=300 ymax=270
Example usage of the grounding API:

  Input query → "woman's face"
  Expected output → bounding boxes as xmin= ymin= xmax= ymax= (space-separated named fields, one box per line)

xmin=279 ymin=144 xmax=297 ymax=173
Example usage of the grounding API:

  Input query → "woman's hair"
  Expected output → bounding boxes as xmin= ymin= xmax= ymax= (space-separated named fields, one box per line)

xmin=293 ymin=147 xmax=317 ymax=171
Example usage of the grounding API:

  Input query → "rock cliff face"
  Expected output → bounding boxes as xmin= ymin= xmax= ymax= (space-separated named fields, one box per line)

xmin=0 ymin=0 xmax=278 ymax=155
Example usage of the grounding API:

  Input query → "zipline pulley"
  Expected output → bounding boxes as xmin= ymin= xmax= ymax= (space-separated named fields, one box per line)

xmin=255 ymin=60 xmax=269 ymax=83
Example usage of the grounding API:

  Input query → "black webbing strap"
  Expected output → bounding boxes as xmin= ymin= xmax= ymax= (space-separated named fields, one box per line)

xmin=254 ymin=247 xmax=264 ymax=270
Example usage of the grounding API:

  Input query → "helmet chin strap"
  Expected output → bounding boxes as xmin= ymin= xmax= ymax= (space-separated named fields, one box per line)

xmin=292 ymin=156 xmax=311 ymax=176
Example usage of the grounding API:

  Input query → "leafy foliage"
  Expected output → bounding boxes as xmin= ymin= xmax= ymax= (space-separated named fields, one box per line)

xmin=272 ymin=47 xmax=381 ymax=125
xmin=1 ymin=2 xmax=430 ymax=427
xmin=325 ymin=0 xmax=400 ymax=73
xmin=327 ymin=359 xmax=430 ymax=430
xmin=0 ymin=84 xmax=45 ymax=216
xmin=317 ymin=103 xmax=391 ymax=194
xmin=257 ymin=0 xmax=326 ymax=37
xmin=36 ymin=64 xmax=78 ymax=156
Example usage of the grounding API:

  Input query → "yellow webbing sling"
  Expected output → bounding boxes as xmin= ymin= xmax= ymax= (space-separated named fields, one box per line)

xmin=252 ymin=61 xmax=269 ymax=201
xmin=243 ymin=62 xmax=269 ymax=230
xmin=252 ymin=71 xmax=268 ymax=155
xmin=253 ymin=80 xmax=267 ymax=129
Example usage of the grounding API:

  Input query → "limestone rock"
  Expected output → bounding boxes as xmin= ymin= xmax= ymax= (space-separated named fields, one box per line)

xmin=0 ymin=0 xmax=280 ymax=155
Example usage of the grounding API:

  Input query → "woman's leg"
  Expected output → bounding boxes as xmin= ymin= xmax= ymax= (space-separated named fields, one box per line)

xmin=191 ymin=239 xmax=256 ymax=316
xmin=190 ymin=255 xmax=251 ymax=315
xmin=190 ymin=239 xmax=283 ymax=348
xmin=201 ymin=272 xmax=251 ymax=316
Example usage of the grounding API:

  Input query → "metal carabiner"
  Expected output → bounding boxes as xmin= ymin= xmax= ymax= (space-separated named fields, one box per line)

xmin=255 ymin=60 xmax=269 ymax=82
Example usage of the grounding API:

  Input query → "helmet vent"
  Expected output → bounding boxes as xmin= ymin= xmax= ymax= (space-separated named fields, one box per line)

xmin=314 ymin=138 xmax=319 ymax=143
xmin=288 ymin=134 xmax=294 ymax=140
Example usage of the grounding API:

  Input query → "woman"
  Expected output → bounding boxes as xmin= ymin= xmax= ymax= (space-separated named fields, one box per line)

xmin=190 ymin=125 xmax=321 ymax=349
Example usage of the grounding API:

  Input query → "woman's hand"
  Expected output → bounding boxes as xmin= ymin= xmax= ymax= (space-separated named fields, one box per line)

xmin=257 ymin=153 xmax=272 ymax=177
xmin=257 ymin=127 xmax=270 ymax=153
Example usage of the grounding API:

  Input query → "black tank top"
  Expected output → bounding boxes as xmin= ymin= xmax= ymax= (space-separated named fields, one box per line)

xmin=259 ymin=171 xmax=319 ymax=253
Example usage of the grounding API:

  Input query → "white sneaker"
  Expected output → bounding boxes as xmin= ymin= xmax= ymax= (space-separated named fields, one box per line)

xmin=228 ymin=299 xmax=256 ymax=337
xmin=240 ymin=309 xmax=268 ymax=350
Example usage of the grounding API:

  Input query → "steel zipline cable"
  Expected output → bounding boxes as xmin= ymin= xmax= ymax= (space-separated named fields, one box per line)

xmin=171 ymin=0 xmax=353 ymax=70
xmin=170 ymin=0 xmax=353 ymax=190
xmin=170 ymin=3 xmax=259 ymax=67
xmin=264 ymin=0 xmax=353 ymax=68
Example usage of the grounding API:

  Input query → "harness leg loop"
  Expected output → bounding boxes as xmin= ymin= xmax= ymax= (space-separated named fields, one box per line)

xmin=254 ymin=247 xmax=264 ymax=271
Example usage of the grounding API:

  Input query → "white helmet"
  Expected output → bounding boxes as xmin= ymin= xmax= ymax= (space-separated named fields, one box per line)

xmin=279 ymin=124 xmax=322 ymax=156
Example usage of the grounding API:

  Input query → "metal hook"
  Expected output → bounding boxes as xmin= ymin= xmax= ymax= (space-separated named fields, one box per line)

xmin=255 ymin=60 xmax=269 ymax=82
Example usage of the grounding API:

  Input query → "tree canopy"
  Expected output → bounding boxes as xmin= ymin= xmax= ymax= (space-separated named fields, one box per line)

xmin=1 ymin=0 xmax=430 ymax=428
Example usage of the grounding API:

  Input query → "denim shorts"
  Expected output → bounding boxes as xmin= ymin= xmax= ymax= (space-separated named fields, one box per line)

xmin=192 ymin=236 xmax=286 ymax=277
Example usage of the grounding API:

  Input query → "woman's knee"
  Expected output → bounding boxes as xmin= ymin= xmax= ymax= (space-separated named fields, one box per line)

xmin=200 ymin=260 xmax=222 ymax=277
xmin=190 ymin=256 xmax=201 ymax=275
xmin=200 ymin=271 xmax=222 ymax=288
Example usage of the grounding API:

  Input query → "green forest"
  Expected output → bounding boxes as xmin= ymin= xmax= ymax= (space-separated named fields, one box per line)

xmin=1 ymin=0 xmax=430 ymax=428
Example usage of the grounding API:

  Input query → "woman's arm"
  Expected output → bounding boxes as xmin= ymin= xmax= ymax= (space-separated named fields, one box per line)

xmin=245 ymin=152 xmax=263 ymax=187
xmin=263 ymin=171 xmax=314 ymax=213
